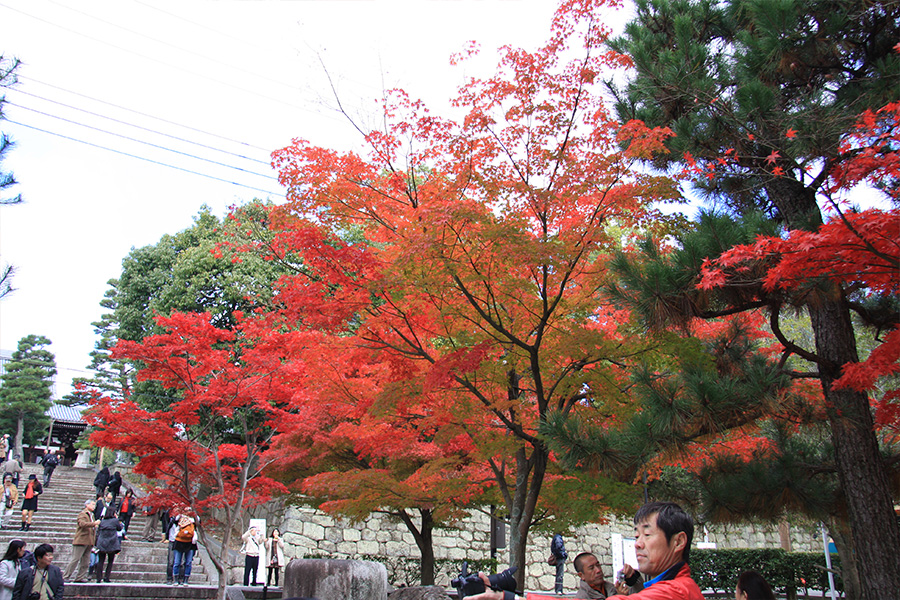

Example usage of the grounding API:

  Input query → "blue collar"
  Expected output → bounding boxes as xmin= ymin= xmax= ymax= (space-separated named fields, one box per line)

xmin=644 ymin=562 xmax=685 ymax=588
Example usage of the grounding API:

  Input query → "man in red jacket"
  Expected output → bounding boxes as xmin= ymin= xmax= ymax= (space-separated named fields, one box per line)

xmin=464 ymin=501 xmax=702 ymax=600
xmin=608 ymin=501 xmax=703 ymax=600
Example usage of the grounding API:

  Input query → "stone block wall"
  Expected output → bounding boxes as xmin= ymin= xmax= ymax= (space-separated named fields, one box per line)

xmin=267 ymin=505 xmax=822 ymax=592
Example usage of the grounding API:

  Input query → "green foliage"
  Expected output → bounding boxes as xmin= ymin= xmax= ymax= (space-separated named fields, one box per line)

xmin=82 ymin=201 xmax=293 ymax=410
xmin=0 ymin=335 xmax=56 ymax=454
xmin=692 ymin=548 xmax=842 ymax=597
xmin=0 ymin=54 xmax=21 ymax=207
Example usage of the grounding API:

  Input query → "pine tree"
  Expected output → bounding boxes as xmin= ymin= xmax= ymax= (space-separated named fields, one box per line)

xmin=0 ymin=55 xmax=22 ymax=298
xmin=604 ymin=0 xmax=900 ymax=596
xmin=0 ymin=335 xmax=56 ymax=458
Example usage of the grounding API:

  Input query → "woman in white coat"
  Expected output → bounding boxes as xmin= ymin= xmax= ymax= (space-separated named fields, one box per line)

xmin=265 ymin=528 xmax=285 ymax=587
xmin=0 ymin=540 xmax=26 ymax=600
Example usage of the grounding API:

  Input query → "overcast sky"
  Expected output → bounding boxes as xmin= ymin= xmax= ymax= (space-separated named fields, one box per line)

xmin=1 ymin=0 xmax=643 ymax=396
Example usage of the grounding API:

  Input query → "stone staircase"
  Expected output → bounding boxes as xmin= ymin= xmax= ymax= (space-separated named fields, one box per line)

xmin=0 ymin=463 xmax=278 ymax=599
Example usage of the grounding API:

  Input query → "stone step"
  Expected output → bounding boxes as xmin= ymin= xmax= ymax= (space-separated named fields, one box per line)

xmin=63 ymin=583 xmax=284 ymax=600
xmin=2 ymin=465 xmax=212 ymax=585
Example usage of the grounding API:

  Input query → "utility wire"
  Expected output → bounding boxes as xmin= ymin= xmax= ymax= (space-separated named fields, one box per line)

xmin=7 ymin=101 xmax=278 ymax=181
xmin=18 ymin=75 xmax=273 ymax=153
xmin=44 ymin=0 xmax=307 ymax=95
xmin=0 ymin=1 xmax=341 ymax=118
xmin=7 ymin=118 xmax=285 ymax=198
xmin=10 ymin=87 xmax=272 ymax=167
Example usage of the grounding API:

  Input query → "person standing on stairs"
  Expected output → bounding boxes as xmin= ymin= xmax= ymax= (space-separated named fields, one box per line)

xmin=19 ymin=476 xmax=41 ymax=531
xmin=93 ymin=492 xmax=114 ymax=520
xmin=116 ymin=489 xmax=136 ymax=539
xmin=1 ymin=476 xmax=18 ymax=530
xmin=62 ymin=499 xmax=99 ymax=583
xmin=94 ymin=511 xmax=123 ymax=583
xmin=106 ymin=471 xmax=122 ymax=506
xmin=172 ymin=512 xmax=199 ymax=586
xmin=92 ymin=466 xmax=109 ymax=498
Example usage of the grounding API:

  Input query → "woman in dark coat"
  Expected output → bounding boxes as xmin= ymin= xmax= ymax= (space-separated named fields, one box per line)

xmin=94 ymin=512 xmax=123 ymax=583
xmin=106 ymin=471 xmax=122 ymax=505
xmin=19 ymin=475 xmax=41 ymax=531
xmin=93 ymin=467 xmax=110 ymax=498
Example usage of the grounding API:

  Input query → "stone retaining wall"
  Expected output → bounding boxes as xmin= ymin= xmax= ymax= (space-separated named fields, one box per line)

xmin=267 ymin=505 xmax=822 ymax=592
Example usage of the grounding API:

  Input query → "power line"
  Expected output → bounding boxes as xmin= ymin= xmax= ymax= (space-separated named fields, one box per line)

xmin=0 ymin=1 xmax=340 ymax=118
xmin=18 ymin=75 xmax=272 ymax=154
xmin=10 ymin=87 xmax=272 ymax=167
xmin=7 ymin=118 xmax=285 ymax=198
xmin=44 ymin=0 xmax=308 ymax=96
xmin=7 ymin=100 xmax=279 ymax=181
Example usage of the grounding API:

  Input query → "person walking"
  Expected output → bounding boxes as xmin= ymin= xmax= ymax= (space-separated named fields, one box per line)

xmin=93 ymin=492 xmax=114 ymax=520
xmin=2 ymin=458 xmax=21 ymax=490
xmin=116 ymin=490 xmax=136 ymax=538
xmin=92 ymin=467 xmax=109 ymax=498
xmin=106 ymin=471 xmax=122 ymax=505
xmin=264 ymin=528 xmax=285 ymax=587
xmin=549 ymin=533 xmax=567 ymax=594
xmin=0 ymin=540 xmax=26 ymax=600
xmin=1 ymin=477 xmax=18 ymax=530
xmin=19 ymin=476 xmax=41 ymax=531
xmin=172 ymin=514 xmax=198 ymax=586
xmin=138 ymin=501 xmax=159 ymax=542
xmin=62 ymin=499 xmax=98 ymax=583
xmin=94 ymin=512 xmax=123 ymax=583
xmin=38 ymin=451 xmax=59 ymax=488
xmin=241 ymin=524 xmax=263 ymax=586
xmin=12 ymin=543 xmax=63 ymax=600
xmin=0 ymin=436 xmax=9 ymax=463
xmin=162 ymin=508 xmax=177 ymax=584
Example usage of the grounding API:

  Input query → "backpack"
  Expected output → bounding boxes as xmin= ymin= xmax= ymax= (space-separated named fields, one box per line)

xmin=46 ymin=454 xmax=59 ymax=467
xmin=175 ymin=519 xmax=195 ymax=543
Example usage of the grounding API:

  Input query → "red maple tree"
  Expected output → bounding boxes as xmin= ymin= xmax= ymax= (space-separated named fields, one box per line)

xmin=255 ymin=0 xmax=679 ymax=584
xmin=87 ymin=311 xmax=290 ymax=600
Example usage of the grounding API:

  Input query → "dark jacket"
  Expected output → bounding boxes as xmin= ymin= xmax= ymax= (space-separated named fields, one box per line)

xmin=93 ymin=467 xmax=110 ymax=490
xmin=13 ymin=563 xmax=64 ymax=600
xmin=93 ymin=499 xmax=113 ymax=520
xmin=106 ymin=472 xmax=122 ymax=495
xmin=95 ymin=517 xmax=123 ymax=553
xmin=117 ymin=495 xmax=135 ymax=518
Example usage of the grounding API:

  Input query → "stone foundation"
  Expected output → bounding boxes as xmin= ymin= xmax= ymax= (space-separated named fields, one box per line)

xmin=270 ymin=505 xmax=822 ymax=591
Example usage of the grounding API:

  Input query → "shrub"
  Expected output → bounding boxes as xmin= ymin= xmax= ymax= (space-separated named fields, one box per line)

xmin=692 ymin=548 xmax=841 ymax=598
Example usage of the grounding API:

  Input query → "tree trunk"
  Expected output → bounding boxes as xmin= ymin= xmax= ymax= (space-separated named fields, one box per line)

xmin=419 ymin=511 xmax=435 ymax=586
xmin=769 ymin=179 xmax=900 ymax=600
xmin=398 ymin=508 xmax=436 ymax=586
xmin=828 ymin=516 xmax=861 ymax=600
xmin=14 ymin=413 xmax=24 ymax=461
xmin=506 ymin=444 xmax=549 ymax=592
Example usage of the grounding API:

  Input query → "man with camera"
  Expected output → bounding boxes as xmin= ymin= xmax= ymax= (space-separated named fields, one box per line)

xmin=464 ymin=502 xmax=702 ymax=600
xmin=13 ymin=543 xmax=63 ymax=600
xmin=573 ymin=552 xmax=639 ymax=599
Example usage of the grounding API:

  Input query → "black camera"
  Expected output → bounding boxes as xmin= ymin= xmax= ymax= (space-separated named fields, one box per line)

xmin=451 ymin=561 xmax=518 ymax=600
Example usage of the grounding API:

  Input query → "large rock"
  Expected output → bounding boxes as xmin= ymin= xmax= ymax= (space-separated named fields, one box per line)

xmin=389 ymin=586 xmax=452 ymax=600
xmin=284 ymin=558 xmax=389 ymax=600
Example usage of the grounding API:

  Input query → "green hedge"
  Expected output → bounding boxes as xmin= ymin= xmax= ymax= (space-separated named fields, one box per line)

xmin=692 ymin=548 xmax=841 ymax=597
xmin=302 ymin=552 xmax=499 ymax=588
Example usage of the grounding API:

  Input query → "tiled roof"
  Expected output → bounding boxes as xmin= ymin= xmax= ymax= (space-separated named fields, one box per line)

xmin=46 ymin=403 xmax=85 ymax=424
